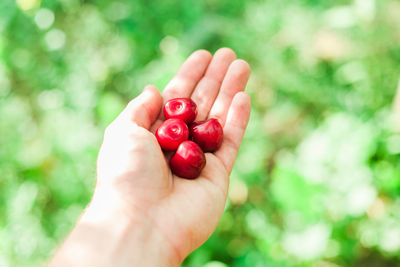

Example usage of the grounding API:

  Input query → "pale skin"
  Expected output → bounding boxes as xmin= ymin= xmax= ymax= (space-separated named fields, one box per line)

xmin=49 ymin=48 xmax=251 ymax=267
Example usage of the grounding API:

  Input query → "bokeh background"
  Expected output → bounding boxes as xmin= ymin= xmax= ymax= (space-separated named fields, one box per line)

xmin=1 ymin=0 xmax=400 ymax=266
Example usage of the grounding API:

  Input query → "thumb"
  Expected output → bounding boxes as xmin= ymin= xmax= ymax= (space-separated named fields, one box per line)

xmin=120 ymin=85 xmax=163 ymax=129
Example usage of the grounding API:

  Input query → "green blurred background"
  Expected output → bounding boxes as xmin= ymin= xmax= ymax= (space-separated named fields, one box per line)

xmin=1 ymin=0 xmax=400 ymax=266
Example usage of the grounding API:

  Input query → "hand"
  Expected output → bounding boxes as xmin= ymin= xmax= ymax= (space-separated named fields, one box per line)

xmin=49 ymin=48 xmax=251 ymax=267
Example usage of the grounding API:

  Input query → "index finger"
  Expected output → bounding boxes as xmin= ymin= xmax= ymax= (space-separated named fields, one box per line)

xmin=162 ymin=50 xmax=212 ymax=102
xmin=150 ymin=50 xmax=212 ymax=133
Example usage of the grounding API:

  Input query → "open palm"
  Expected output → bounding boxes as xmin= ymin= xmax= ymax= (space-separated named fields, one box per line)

xmin=96 ymin=48 xmax=251 ymax=264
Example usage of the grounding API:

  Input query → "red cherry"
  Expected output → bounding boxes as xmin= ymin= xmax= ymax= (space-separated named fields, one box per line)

xmin=155 ymin=119 xmax=189 ymax=151
xmin=163 ymin=98 xmax=198 ymax=124
xmin=190 ymin=118 xmax=223 ymax=152
xmin=169 ymin=141 xmax=206 ymax=179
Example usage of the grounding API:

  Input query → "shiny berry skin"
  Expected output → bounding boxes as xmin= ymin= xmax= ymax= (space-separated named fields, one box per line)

xmin=155 ymin=119 xmax=189 ymax=151
xmin=170 ymin=141 xmax=206 ymax=179
xmin=190 ymin=118 xmax=223 ymax=152
xmin=163 ymin=98 xmax=198 ymax=124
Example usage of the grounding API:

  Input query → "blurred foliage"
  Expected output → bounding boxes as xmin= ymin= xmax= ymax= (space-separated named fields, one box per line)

xmin=1 ymin=0 xmax=400 ymax=266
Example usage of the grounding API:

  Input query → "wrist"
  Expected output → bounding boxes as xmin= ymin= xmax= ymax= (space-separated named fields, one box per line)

xmin=55 ymin=187 xmax=181 ymax=267
xmin=86 ymin=187 xmax=181 ymax=267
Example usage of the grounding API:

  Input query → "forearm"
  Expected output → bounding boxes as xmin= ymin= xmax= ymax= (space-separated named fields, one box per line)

xmin=48 ymin=189 xmax=180 ymax=267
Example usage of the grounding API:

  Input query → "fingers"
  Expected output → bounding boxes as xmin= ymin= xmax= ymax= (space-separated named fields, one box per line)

xmin=191 ymin=48 xmax=236 ymax=121
xmin=121 ymin=85 xmax=163 ymax=129
xmin=162 ymin=50 xmax=212 ymax=102
xmin=208 ymin=60 xmax=251 ymax=126
xmin=214 ymin=92 xmax=251 ymax=173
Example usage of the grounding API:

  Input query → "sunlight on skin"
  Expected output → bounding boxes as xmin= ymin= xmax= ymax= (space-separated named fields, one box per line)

xmin=49 ymin=48 xmax=251 ymax=267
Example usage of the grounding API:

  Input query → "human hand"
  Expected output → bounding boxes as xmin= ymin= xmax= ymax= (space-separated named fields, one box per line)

xmin=49 ymin=48 xmax=251 ymax=267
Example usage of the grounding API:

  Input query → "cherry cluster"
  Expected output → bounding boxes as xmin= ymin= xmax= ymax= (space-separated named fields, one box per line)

xmin=155 ymin=98 xmax=223 ymax=179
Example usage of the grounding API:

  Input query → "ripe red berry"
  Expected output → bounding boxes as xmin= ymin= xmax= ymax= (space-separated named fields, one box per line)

xmin=163 ymin=98 xmax=198 ymax=124
xmin=155 ymin=119 xmax=189 ymax=151
xmin=169 ymin=141 xmax=206 ymax=179
xmin=190 ymin=118 xmax=223 ymax=152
